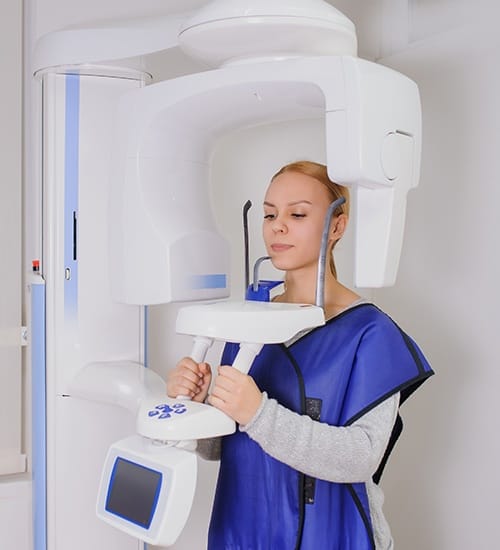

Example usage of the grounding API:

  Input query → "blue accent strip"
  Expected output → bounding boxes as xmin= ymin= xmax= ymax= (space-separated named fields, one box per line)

xmin=31 ymin=280 xmax=47 ymax=550
xmin=144 ymin=305 xmax=148 ymax=369
xmin=144 ymin=305 xmax=148 ymax=550
xmin=64 ymin=75 xmax=80 ymax=316
xmin=190 ymin=274 xmax=227 ymax=290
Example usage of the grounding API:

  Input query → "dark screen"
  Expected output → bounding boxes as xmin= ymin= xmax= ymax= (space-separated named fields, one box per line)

xmin=105 ymin=457 xmax=163 ymax=529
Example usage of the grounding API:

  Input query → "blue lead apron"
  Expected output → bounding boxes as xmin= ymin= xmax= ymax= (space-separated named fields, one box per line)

xmin=208 ymin=304 xmax=434 ymax=550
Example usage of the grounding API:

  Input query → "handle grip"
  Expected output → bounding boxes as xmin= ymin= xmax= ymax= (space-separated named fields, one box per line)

xmin=190 ymin=335 xmax=213 ymax=363
xmin=232 ymin=342 xmax=263 ymax=374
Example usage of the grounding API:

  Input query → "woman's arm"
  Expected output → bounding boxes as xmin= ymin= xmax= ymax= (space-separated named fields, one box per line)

xmin=240 ymin=392 xmax=400 ymax=483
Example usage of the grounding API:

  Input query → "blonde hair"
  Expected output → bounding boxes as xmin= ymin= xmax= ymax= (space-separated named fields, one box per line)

xmin=271 ymin=160 xmax=349 ymax=279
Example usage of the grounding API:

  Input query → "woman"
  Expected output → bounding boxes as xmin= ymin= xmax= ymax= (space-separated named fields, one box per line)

xmin=167 ymin=161 xmax=433 ymax=550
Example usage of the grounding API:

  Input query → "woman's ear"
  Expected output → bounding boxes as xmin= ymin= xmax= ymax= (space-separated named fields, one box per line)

xmin=330 ymin=214 xmax=348 ymax=241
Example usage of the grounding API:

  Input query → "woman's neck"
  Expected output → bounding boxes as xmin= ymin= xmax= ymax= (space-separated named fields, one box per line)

xmin=276 ymin=269 xmax=361 ymax=318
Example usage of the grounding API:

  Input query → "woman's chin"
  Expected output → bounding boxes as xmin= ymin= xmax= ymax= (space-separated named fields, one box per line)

xmin=268 ymin=257 xmax=294 ymax=272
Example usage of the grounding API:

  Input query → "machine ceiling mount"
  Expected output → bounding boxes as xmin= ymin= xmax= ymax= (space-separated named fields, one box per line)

xmin=178 ymin=0 xmax=358 ymax=67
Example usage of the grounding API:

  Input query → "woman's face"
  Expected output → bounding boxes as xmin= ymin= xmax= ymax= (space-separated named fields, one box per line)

xmin=262 ymin=171 xmax=333 ymax=273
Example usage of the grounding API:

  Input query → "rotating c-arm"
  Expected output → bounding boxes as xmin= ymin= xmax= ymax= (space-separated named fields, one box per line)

xmin=110 ymin=55 xmax=421 ymax=307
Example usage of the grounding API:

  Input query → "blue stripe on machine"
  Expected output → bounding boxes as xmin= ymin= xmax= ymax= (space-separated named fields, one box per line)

xmin=190 ymin=274 xmax=227 ymax=289
xmin=64 ymin=74 xmax=80 ymax=316
xmin=31 ymin=280 xmax=47 ymax=550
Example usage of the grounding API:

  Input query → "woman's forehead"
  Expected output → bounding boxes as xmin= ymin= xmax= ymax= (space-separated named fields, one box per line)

xmin=264 ymin=172 xmax=330 ymax=204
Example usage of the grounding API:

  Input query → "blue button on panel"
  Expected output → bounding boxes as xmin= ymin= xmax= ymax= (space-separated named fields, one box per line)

xmin=147 ymin=403 xmax=188 ymax=420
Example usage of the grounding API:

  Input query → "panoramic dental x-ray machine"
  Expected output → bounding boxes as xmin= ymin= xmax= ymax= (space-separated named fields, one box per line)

xmin=31 ymin=1 xmax=421 ymax=548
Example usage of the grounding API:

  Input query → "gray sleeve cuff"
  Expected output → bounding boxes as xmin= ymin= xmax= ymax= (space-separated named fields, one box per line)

xmin=240 ymin=391 xmax=269 ymax=433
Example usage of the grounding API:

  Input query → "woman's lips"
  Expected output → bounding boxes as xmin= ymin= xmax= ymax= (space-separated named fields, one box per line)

xmin=271 ymin=244 xmax=293 ymax=252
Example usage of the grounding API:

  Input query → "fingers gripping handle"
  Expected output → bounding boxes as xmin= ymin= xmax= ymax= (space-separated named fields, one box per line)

xmin=176 ymin=336 xmax=213 ymax=400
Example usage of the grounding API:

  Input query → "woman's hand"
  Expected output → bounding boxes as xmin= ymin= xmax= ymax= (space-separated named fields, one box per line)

xmin=208 ymin=366 xmax=263 ymax=426
xmin=166 ymin=357 xmax=212 ymax=403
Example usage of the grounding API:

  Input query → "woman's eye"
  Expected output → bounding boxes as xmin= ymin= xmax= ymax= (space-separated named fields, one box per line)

xmin=291 ymin=213 xmax=306 ymax=218
xmin=264 ymin=214 xmax=275 ymax=220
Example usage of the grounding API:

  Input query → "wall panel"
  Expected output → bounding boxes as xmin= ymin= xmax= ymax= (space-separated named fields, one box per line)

xmin=0 ymin=0 xmax=25 ymax=477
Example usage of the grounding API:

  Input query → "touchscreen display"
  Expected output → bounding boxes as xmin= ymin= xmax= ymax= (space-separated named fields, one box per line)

xmin=106 ymin=457 xmax=163 ymax=529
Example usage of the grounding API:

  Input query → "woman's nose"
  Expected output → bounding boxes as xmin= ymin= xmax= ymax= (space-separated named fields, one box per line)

xmin=272 ymin=216 xmax=287 ymax=233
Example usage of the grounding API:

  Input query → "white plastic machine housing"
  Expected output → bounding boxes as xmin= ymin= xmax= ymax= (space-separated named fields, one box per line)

xmin=177 ymin=0 xmax=358 ymax=66
xmin=110 ymin=55 xmax=421 ymax=304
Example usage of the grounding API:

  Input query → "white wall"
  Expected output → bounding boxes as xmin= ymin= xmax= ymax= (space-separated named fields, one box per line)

xmin=0 ymin=1 xmax=31 ymax=548
xmin=0 ymin=480 xmax=32 ymax=549
xmin=0 ymin=0 xmax=25 ymax=476
xmin=374 ymin=7 xmax=500 ymax=550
